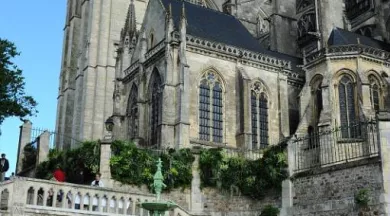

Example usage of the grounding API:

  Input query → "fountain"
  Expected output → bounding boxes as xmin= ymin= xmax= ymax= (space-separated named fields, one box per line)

xmin=140 ymin=158 xmax=177 ymax=216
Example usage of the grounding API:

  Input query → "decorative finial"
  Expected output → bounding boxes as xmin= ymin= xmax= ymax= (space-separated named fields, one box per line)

xmin=181 ymin=3 xmax=186 ymax=19
xmin=151 ymin=158 xmax=166 ymax=201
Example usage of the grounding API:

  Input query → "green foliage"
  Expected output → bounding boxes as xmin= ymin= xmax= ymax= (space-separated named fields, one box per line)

xmin=110 ymin=140 xmax=195 ymax=191
xmin=260 ymin=205 xmax=280 ymax=216
xmin=199 ymin=144 xmax=288 ymax=199
xmin=35 ymin=141 xmax=100 ymax=183
xmin=0 ymin=38 xmax=37 ymax=129
xmin=355 ymin=188 xmax=370 ymax=208
xmin=22 ymin=143 xmax=37 ymax=171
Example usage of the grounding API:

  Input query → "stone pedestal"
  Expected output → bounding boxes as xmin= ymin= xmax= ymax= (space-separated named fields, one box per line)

xmin=38 ymin=131 xmax=50 ymax=164
xmin=377 ymin=111 xmax=390 ymax=214
xmin=190 ymin=148 xmax=204 ymax=214
xmin=99 ymin=139 xmax=113 ymax=187
xmin=16 ymin=121 xmax=32 ymax=174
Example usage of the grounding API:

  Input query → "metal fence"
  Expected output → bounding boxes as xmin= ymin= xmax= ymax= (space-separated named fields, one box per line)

xmin=29 ymin=128 xmax=82 ymax=150
xmin=292 ymin=121 xmax=379 ymax=172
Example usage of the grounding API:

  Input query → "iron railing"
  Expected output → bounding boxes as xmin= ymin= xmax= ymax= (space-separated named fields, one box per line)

xmin=292 ymin=121 xmax=379 ymax=172
xmin=30 ymin=128 xmax=82 ymax=150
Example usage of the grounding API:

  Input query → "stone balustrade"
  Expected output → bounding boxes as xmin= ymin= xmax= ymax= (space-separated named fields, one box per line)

xmin=0 ymin=177 xmax=189 ymax=216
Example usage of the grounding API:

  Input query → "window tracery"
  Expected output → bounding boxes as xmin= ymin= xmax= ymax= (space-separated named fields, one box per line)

xmin=345 ymin=0 xmax=373 ymax=20
xmin=127 ymin=85 xmax=138 ymax=140
xmin=199 ymin=71 xmax=224 ymax=143
xmin=256 ymin=16 xmax=269 ymax=36
xmin=368 ymin=75 xmax=380 ymax=112
xmin=149 ymin=70 xmax=162 ymax=146
xmin=338 ymin=75 xmax=359 ymax=138
xmin=250 ymin=81 xmax=269 ymax=149
xmin=297 ymin=13 xmax=317 ymax=46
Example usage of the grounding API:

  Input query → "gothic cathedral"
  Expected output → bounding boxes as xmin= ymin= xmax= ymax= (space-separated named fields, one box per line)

xmin=55 ymin=0 xmax=390 ymax=150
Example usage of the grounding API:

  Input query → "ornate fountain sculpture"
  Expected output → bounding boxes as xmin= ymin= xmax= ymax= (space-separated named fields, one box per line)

xmin=140 ymin=158 xmax=177 ymax=216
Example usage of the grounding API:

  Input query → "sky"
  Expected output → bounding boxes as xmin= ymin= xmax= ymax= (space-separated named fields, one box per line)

xmin=0 ymin=0 xmax=66 ymax=176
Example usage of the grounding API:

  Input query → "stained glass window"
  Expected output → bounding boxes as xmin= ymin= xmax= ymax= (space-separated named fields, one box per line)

xmin=369 ymin=75 xmax=380 ymax=113
xmin=338 ymin=75 xmax=358 ymax=138
xmin=251 ymin=82 xmax=268 ymax=149
xmin=150 ymin=71 xmax=162 ymax=146
xmin=127 ymin=85 xmax=138 ymax=139
xmin=251 ymin=92 xmax=258 ymax=150
xmin=198 ymin=71 xmax=223 ymax=143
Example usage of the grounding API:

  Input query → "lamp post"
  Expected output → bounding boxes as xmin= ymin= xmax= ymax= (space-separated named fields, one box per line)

xmin=104 ymin=116 xmax=114 ymax=140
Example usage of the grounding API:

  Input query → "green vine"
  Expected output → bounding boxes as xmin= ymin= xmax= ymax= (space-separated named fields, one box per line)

xmin=22 ymin=143 xmax=37 ymax=172
xmin=35 ymin=141 xmax=100 ymax=183
xmin=355 ymin=188 xmax=370 ymax=208
xmin=199 ymin=143 xmax=288 ymax=199
xmin=260 ymin=205 xmax=280 ymax=216
xmin=110 ymin=140 xmax=195 ymax=191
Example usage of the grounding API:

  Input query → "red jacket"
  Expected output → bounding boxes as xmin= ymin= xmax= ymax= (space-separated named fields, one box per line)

xmin=53 ymin=169 xmax=65 ymax=182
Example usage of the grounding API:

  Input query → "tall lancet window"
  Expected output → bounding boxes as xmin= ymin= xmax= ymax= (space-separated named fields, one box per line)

xmin=127 ymin=85 xmax=138 ymax=140
xmin=338 ymin=75 xmax=358 ymax=138
xmin=309 ymin=76 xmax=323 ymax=148
xmin=199 ymin=71 xmax=224 ymax=143
xmin=149 ymin=70 xmax=162 ymax=147
xmin=250 ymin=82 xmax=269 ymax=149
xmin=369 ymin=75 xmax=380 ymax=113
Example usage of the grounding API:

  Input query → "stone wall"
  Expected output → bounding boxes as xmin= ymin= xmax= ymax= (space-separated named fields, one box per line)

xmin=109 ymin=181 xmax=281 ymax=216
xmin=291 ymin=158 xmax=384 ymax=215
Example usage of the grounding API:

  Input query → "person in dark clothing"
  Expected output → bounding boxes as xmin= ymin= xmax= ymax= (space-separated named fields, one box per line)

xmin=75 ymin=169 xmax=84 ymax=184
xmin=0 ymin=153 xmax=9 ymax=182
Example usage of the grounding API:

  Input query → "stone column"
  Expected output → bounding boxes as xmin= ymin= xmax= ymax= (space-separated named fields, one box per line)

xmin=190 ymin=147 xmax=204 ymax=214
xmin=37 ymin=131 xmax=50 ymax=164
xmin=16 ymin=121 xmax=32 ymax=174
xmin=280 ymin=140 xmax=295 ymax=216
xmin=377 ymin=111 xmax=390 ymax=214
xmin=99 ymin=139 xmax=112 ymax=187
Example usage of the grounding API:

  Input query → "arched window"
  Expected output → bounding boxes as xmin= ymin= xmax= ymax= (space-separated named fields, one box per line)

xmin=127 ymin=85 xmax=138 ymax=140
xmin=149 ymin=70 xmax=162 ymax=146
xmin=368 ymin=75 xmax=380 ymax=112
xmin=199 ymin=71 xmax=223 ymax=143
xmin=338 ymin=75 xmax=358 ymax=138
xmin=308 ymin=76 xmax=322 ymax=148
xmin=149 ymin=32 xmax=155 ymax=49
xmin=250 ymin=82 xmax=269 ymax=149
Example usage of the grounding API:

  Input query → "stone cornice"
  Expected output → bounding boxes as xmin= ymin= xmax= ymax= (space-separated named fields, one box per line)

xmin=123 ymin=33 xmax=304 ymax=86
xmin=305 ymin=44 xmax=390 ymax=68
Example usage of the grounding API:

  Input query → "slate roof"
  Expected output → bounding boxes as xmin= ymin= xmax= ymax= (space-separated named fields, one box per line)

xmin=328 ymin=27 xmax=390 ymax=52
xmin=159 ymin=0 xmax=301 ymax=64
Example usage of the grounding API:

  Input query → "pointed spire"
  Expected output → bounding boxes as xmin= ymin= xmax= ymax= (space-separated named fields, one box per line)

xmin=181 ymin=2 xmax=186 ymax=20
xmin=122 ymin=0 xmax=137 ymax=40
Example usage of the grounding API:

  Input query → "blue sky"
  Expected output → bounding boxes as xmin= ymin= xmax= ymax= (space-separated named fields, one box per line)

xmin=0 ymin=1 xmax=66 ymax=176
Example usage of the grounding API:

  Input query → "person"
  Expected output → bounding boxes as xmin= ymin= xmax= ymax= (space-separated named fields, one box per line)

xmin=75 ymin=169 xmax=84 ymax=184
xmin=91 ymin=173 xmax=103 ymax=211
xmin=52 ymin=166 xmax=65 ymax=182
xmin=0 ymin=154 xmax=9 ymax=182
xmin=91 ymin=173 xmax=104 ymax=187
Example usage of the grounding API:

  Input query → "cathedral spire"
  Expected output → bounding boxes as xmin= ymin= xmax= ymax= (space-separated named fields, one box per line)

xmin=165 ymin=3 xmax=174 ymax=42
xmin=122 ymin=0 xmax=137 ymax=40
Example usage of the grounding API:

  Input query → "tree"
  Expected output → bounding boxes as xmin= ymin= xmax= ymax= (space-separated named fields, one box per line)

xmin=0 ymin=38 xmax=37 ymax=130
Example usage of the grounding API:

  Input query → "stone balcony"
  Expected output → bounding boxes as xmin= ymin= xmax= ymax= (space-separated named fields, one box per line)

xmin=0 ymin=177 xmax=189 ymax=216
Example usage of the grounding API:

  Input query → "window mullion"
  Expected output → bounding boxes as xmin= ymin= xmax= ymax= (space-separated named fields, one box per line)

xmin=209 ymin=83 xmax=213 ymax=142
xmin=256 ymin=96 xmax=261 ymax=150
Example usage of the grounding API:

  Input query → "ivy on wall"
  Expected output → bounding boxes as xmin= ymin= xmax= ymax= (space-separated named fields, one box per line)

xmin=35 ymin=141 xmax=100 ymax=184
xmin=199 ymin=143 xmax=288 ymax=199
xmin=110 ymin=140 xmax=195 ymax=191
xmin=22 ymin=144 xmax=37 ymax=172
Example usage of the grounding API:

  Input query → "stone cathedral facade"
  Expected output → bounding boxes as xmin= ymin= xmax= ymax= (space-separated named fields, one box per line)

xmin=56 ymin=0 xmax=390 ymax=150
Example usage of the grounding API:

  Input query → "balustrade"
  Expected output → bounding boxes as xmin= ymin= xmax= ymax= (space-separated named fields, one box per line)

xmin=0 ymin=177 xmax=159 ymax=216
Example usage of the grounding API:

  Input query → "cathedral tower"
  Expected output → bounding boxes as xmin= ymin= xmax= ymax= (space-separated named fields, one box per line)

xmin=56 ymin=0 xmax=147 ymax=149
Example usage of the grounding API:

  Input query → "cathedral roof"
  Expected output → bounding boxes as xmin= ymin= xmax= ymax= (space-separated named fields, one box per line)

xmin=160 ymin=0 xmax=299 ymax=63
xmin=328 ymin=28 xmax=390 ymax=52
